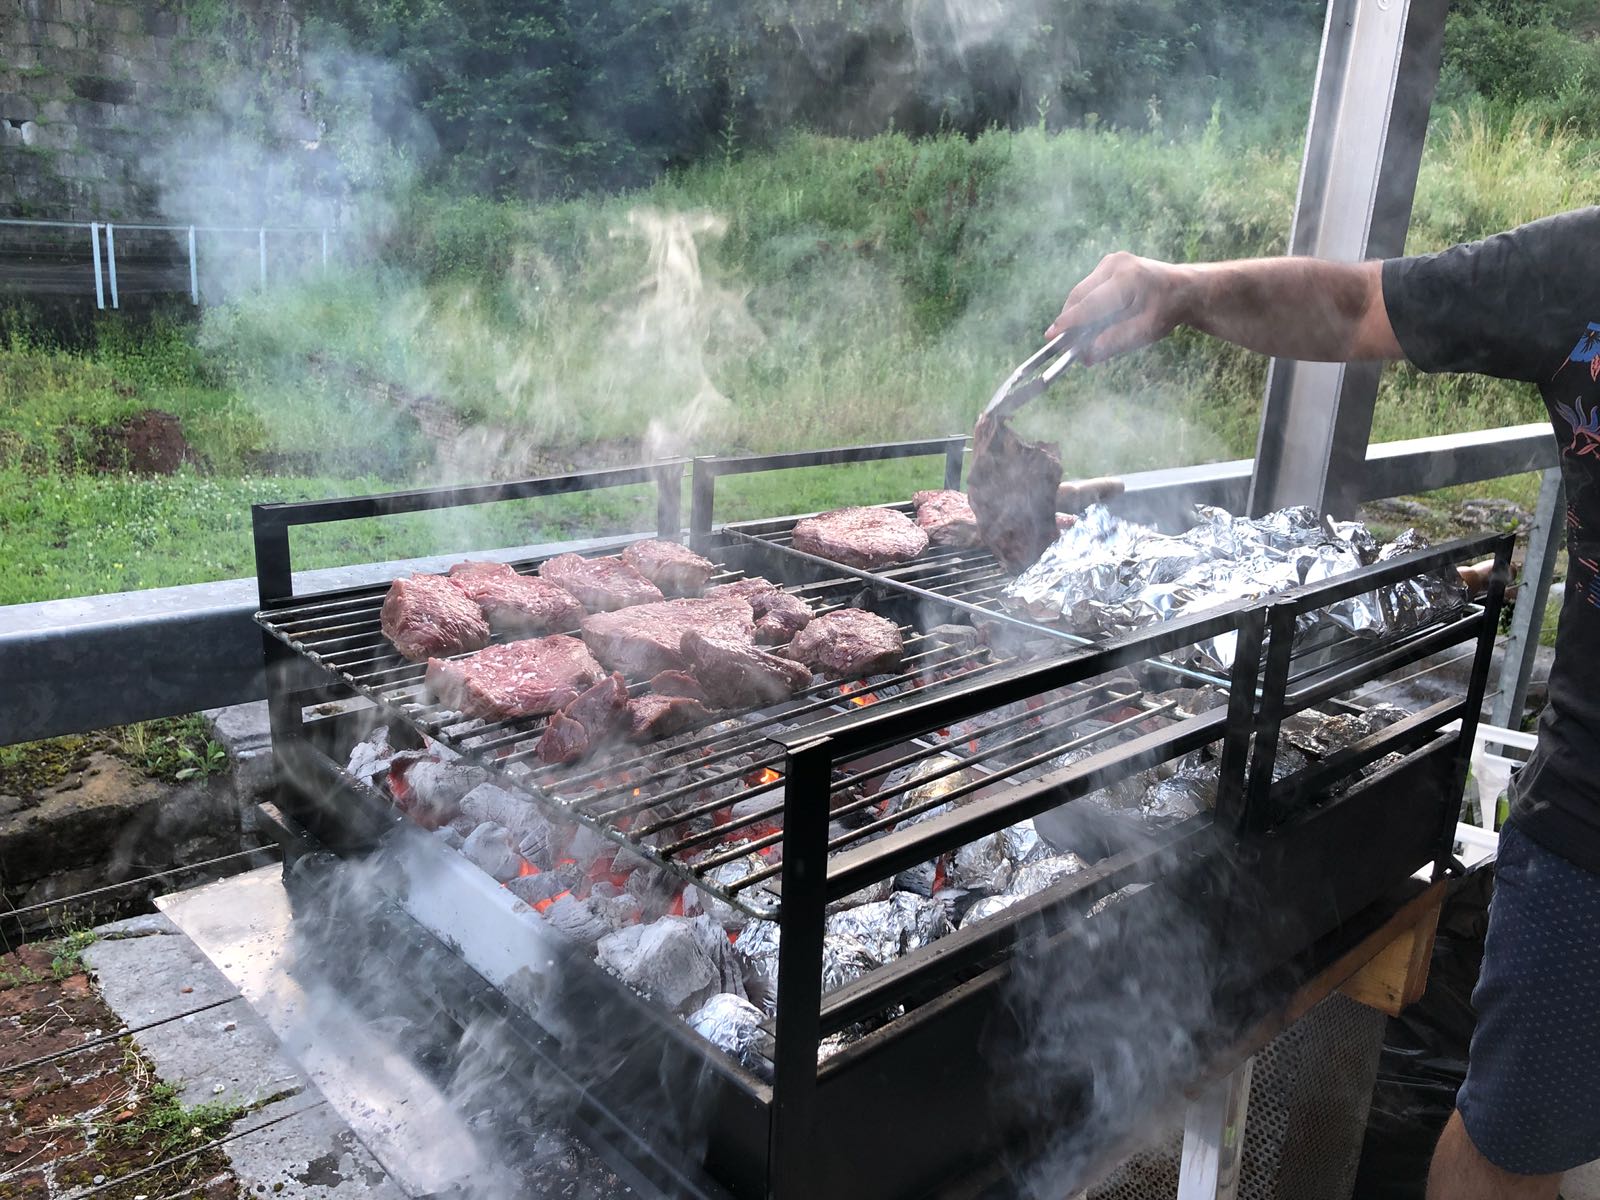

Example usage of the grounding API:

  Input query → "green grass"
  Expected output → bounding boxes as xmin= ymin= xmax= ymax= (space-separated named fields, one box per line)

xmin=109 ymin=1079 xmax=246 ymax=1155
xmin=0 ymin=715 xmax=235 ymax=798
xmin=0 ymin=104 xmax=1591 ymax=606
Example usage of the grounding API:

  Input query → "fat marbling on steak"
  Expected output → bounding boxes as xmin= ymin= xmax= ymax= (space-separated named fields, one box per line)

xmin=446 ymin=561 xmax=584 ymax=635
xmin=424 ymin=635 xmax=605 ymax=721
xmin=790 ymin=506 xmax=929 ymax=570
xmin=680 ymin=630 xmax=814 ymax=709
xmin=967 ymin=413 xmax=1062 ymax=574
xmin=704 ymin=577 xmax=814 ymax=644
xmin=621 ymin=540 xmax=715 ymax=597
xmin=912 ymin=489 xmax=980 ymax=548
xmin=582 ymin=597 xmax=756 ymax=677
xmin=781 ymin=608 xmax=904 ymax=679
xmin=538 ymin=553 xmax=663 ymax=612
xmin=381 ymin=574 xmax=492 ymax=662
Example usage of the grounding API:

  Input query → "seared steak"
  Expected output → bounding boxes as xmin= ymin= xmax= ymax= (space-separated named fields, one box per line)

xmin=968 ymin=414 xmax=1062 ymax=574
xmin=681 ymin=630 xmax=813 ymax=709
xmin=626 ymin=695 xmax=714 ymax=741
xmin=582 ymin=598 xmax=755 ymax=677
xmin=447 ymin=561 xmax=584 ymax=635
xmin=535 ymin=711 xmax=592 ymax=765
xmin=649 ymin=670 xmax=713 ymax=705
xmin=704 ymin=577 xmax=813 ymax=644
xmin=912 ymin=489 xmax=980 ymax=548
xmin=621 ymin=540 xmax=715 ymax=597
xmin=425 ymin=635 xmax=604 ymax=721
xmin=381 ymin=575 xmax=492 ymax=662
xmin=782 ymin=609 xmax=904 ymax=679
xmin=535 ymin=672 xmax=630 ymax=764
xmin=791 ymin=506 xmax=928 ymax=570
xmin=538 ymin=553 xmax=663 ymax=612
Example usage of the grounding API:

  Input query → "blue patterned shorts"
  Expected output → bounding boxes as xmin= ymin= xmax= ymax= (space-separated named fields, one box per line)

xmin=1458 ymin=819 xmax=1600 ymax=1175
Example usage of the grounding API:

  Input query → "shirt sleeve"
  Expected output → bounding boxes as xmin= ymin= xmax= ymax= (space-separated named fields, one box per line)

xmin=1382 ymin=207 xmax=1600 ymax=383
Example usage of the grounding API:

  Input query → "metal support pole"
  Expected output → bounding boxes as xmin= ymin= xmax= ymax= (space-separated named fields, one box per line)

xmin=1489 ymin=467 xmax=1565 ymax=731
xmin=89 ymin=222 xmax=104 ymax=309
xmin=321 ymin=228 xmax=328 ymax=271
xmin=188 ymin=225 xmax=199 ymax=305
xmin=944 ymin=437 xmax=965 ymax=490
xmin=1178 ymin=1059 xmax=1254 ymax=1200
xmin=105 ymin=222 xmax=119 ymax=309
xmin=1248 ymin=0 xmax=1450 ymax=518
xmin=258 ymin=227 xmax=267 ymax=288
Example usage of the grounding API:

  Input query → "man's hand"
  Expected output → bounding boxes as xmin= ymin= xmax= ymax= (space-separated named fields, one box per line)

xmin=1044 ymin=251 xmax=1195 ymax=364
xmin=1044 ymin=253 xmax=1404 ymax=365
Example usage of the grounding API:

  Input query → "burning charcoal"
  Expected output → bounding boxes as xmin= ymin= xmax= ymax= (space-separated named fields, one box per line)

xmin=543 ymin=894 xmax=637 ymax=947
xmin=949 ymin=703 xmax=1034 ymax=759
xmin=825 ymin=892 xmax=949 ymax=967
xmin=347 ymin=727 xmax=396 ymax=781
xmin=948 ymin=832 xmax=1014 ymax=895
xmin=507 ymin=870 xmax=575 ymax=908
xmin=460 ymin=822 xmax=524 ymax=883
xmin=894 ymin=860 xmax=942 ymax=898
xmin=459 ymin=782 xmax=553 ymax=866
xmin=928 ymin=623 xmax=980 ymax=664
xmin=390 ymin=756 xmax=490 ymax=829
xmin=1008 ymin=854 xmax=1090 ymax=899
xmin=433 ymin=825 xmax=465 ymax=851
xmin=596 ymin=914 xmax=742 ymax=1013
xmin=687 ymin=993 xmax=769 ymax=1071
xmin=625 ymin=863 xmax=686 ymax=919
xmin=959 ymin=894 xmax=1023 ymax=930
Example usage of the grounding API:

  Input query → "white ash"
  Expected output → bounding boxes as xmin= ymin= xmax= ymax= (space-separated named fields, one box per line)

xmin=433 ymin=825 xmax=465 ymax=851
xmin=688 ymin=993 xmax=769 ymax=1072
xmin=395 ymin=756 xmax=491 ymax=824
xmin=596 ymin=914 xmax=746 ymax=1013
xmin=460 ymin=822 xmax=524 ymax=883
xmin=460 ymin=782 xmax=553 ymax=865
xmin=543 ymin=894 xmax=641 ymax=947
xmin=562 ymin=824 xmax=615 ymax=871
xmin=346 ymin=726 xmax=396 ymax=781
xmin=506 ymin=871 xmax=575 ymax=907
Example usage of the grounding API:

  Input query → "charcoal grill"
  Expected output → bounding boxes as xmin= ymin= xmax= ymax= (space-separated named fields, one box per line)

xmin=252 ymin=443 xmax=1510 ymax=1200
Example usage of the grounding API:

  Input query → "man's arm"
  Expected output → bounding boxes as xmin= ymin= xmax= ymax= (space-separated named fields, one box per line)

xmin=1045 ymin=252 xmax=1403 ymax=365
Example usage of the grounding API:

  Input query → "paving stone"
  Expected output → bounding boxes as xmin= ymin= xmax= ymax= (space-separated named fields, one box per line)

xmin=223 ymin=1095 xmax=406 ymax=1199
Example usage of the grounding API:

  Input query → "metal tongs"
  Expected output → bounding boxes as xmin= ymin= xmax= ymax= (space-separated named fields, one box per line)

xmin=983 ymin=316 xmax=1115 ymax=421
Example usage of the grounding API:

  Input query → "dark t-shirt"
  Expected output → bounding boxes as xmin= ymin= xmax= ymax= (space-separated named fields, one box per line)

xmin=1382 ymin=205 xmax=1600 ymax=872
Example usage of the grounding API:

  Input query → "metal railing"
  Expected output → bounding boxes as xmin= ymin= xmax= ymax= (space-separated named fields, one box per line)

xmin=0 ymin=423 xmax=1561 ymax=747
xmin=0 ymin=217 xmax=337 ymax=307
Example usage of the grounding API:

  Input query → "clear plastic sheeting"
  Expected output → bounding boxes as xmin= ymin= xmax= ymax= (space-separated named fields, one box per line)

xmin=1001 ymin=505 xmax=1468 ymax=669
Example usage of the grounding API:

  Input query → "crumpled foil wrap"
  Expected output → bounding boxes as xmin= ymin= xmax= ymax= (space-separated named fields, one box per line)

xmin=1001 ymin=504 xmax=1467 ymax=669
xmin=687 ymin=993 xmax=769 ymax=1071
xmin=825 ymin=892 xmax=950 ymax=968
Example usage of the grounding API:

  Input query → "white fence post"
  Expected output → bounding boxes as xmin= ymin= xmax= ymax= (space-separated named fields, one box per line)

xmin=89 ymin=222 xmax=104 ymax=309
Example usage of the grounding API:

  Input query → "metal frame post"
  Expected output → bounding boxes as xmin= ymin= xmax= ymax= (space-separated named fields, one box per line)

xmin=1248 ymin=0 xmax=1450 ymax=518
xmin=1178 ymin=1059 xmax=1255 ymax=1200
xmin=89 ymin=222 xmax=104 ymax=309
xmin=1489 ymin=466 xmax=1564 ymax=731
xmin=321 ymin=228 xmax=329 ymax=270
xmin=105 ymin=222 xmax=119 ymax=309
xmin=188 ymin=225 xmax=199 ymax=304
xmin=259 ymin=227 xmax=267 ymax=287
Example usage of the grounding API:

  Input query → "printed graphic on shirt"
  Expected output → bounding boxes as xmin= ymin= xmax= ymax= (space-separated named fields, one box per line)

xmin=1559 ymin=321 xmax=1600 ymax=381
xmin=1555 ymin=396 xmax=1600 ymax=458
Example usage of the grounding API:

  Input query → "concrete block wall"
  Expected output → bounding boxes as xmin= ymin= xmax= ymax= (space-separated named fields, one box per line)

xmin=0 ymin=0 xmax=310 ymax=219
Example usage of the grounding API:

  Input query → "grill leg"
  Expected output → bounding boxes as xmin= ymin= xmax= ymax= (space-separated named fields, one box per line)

xmin=1178 ymin=1058 xmax=1254 ymax=1200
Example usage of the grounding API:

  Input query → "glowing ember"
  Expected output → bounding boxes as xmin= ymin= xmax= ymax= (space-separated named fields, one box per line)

xmin=533 ymin=890 xmax=571 ymax=914
xmin=850 ymin=692 xmax=879 ymax=707
xmin=749 ymin=767 xmax=781 ymax=786
xmin=517 ymin=858 xmax=539 ymax=877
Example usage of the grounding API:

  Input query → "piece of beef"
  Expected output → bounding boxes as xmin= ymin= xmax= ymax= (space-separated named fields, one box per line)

xmin=446 ymin=560 xmax=584 ymax=635
xmin=649 ymin=670 xmax=714 ymax=705
xmin=912 ymin=489 xmax=980 ymax=548
xmin=680 ymin=630 xmax=814 ymax=709
xmin=967 ymin=414 xmax=1062 ymax=574
xmin=704 ymin=577 xmax=814 ymax=644
xmin=533 ymin=671 xmax=631 ymax=765
xmin=790 ymin=506 xmax=929 ymax=570
xmin=381 ymin=574 xmax=492 ymax=662
xmin=538 ymin=553 xmax=664 ymax=612
xmin=626 ymin=694 xmax=714 ymax=741
xmin=622 ymin=540 xmax=715 ymax=597
xmin=781 ymin=608 xmax=905 ymax=679
xmin=582 ymin=598 xmax=755 ymax=677
xmin=424 ymin=635 xmax=605 ymax=721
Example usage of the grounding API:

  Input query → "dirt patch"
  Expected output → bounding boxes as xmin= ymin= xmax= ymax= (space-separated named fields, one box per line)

xmin=84 ymin=410 xmax=202 ymax=475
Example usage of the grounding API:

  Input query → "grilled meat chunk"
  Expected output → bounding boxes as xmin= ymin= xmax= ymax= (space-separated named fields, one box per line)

xmin=649 ymin=670 xmax=714 ymax=705
xmin=680 ymin=630 xmax=813 ymax=709
xmin=791 ymin=506 xmax=929 ymax=570
xmin=912 ymin=489 xmax=980 ymax=548
xmin=424 ymin=635 xmax=604 ymax=721
xmin=538 ymin=553 xmax=663 ymax=612
xmin=968 ymin=414 xmax=1062 ymax=574
xmin=446 ymin=560 xmax=584 ymax=635
xmin=534 ymin=672 xmax=630 ymax=764
xmin=381 ymin=574 xmax=492 ymax=662
xmin=626 ymin=694 xmax=715 ymax=741
xmin=582 ymin=598 xmax=755 ymax=677
xmin=621 ymin=540 xmax=715 ymax=597
xmin=704 ymin=577 xmax=814 ymax=644
xmin=536 ymin=712 xmax=592 ymax=765
xmin=782 ymin=608 xmax=904 ymax=679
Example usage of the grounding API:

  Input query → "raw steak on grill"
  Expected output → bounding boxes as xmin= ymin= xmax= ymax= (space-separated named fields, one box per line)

xmin=381 ymin=574 xmax=492 ymax=662
xmin=424 ymin=635 xmax=605 ymax=721
xmin=649 ymin=670 xmax=713 ymax=705
xmin=582 ymin=598 xmax=756 ymax=677
xmin=782 ymin=608 xmax=904 ymax=679
xmin=538 ymin=553 xmax=663 ymax=612
xmin=912 ymin=489 xmax=980 ymax=548
xmin=535 ymin=672 xmax=630 ymax=764
xmin=681 ymin=630 xmax=813 ymax=709
xmin=968 ymin=414 xmax=1062 ymax=574
xmin=704 ymin=578 xmax=814 ymax=644
xmin=627 ymin=694 xmax=714 ymax=741
xmin=622 ymin=540 xmax=715 ymax=597
xmin=791 ymin=506 xmax=929 ymax=570
xmin=446 ymin=561 xmax=584 ymax=635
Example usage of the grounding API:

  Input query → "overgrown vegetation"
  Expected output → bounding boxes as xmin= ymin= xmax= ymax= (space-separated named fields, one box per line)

xmin=0 ymin=715 xmax=228 ymax=797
